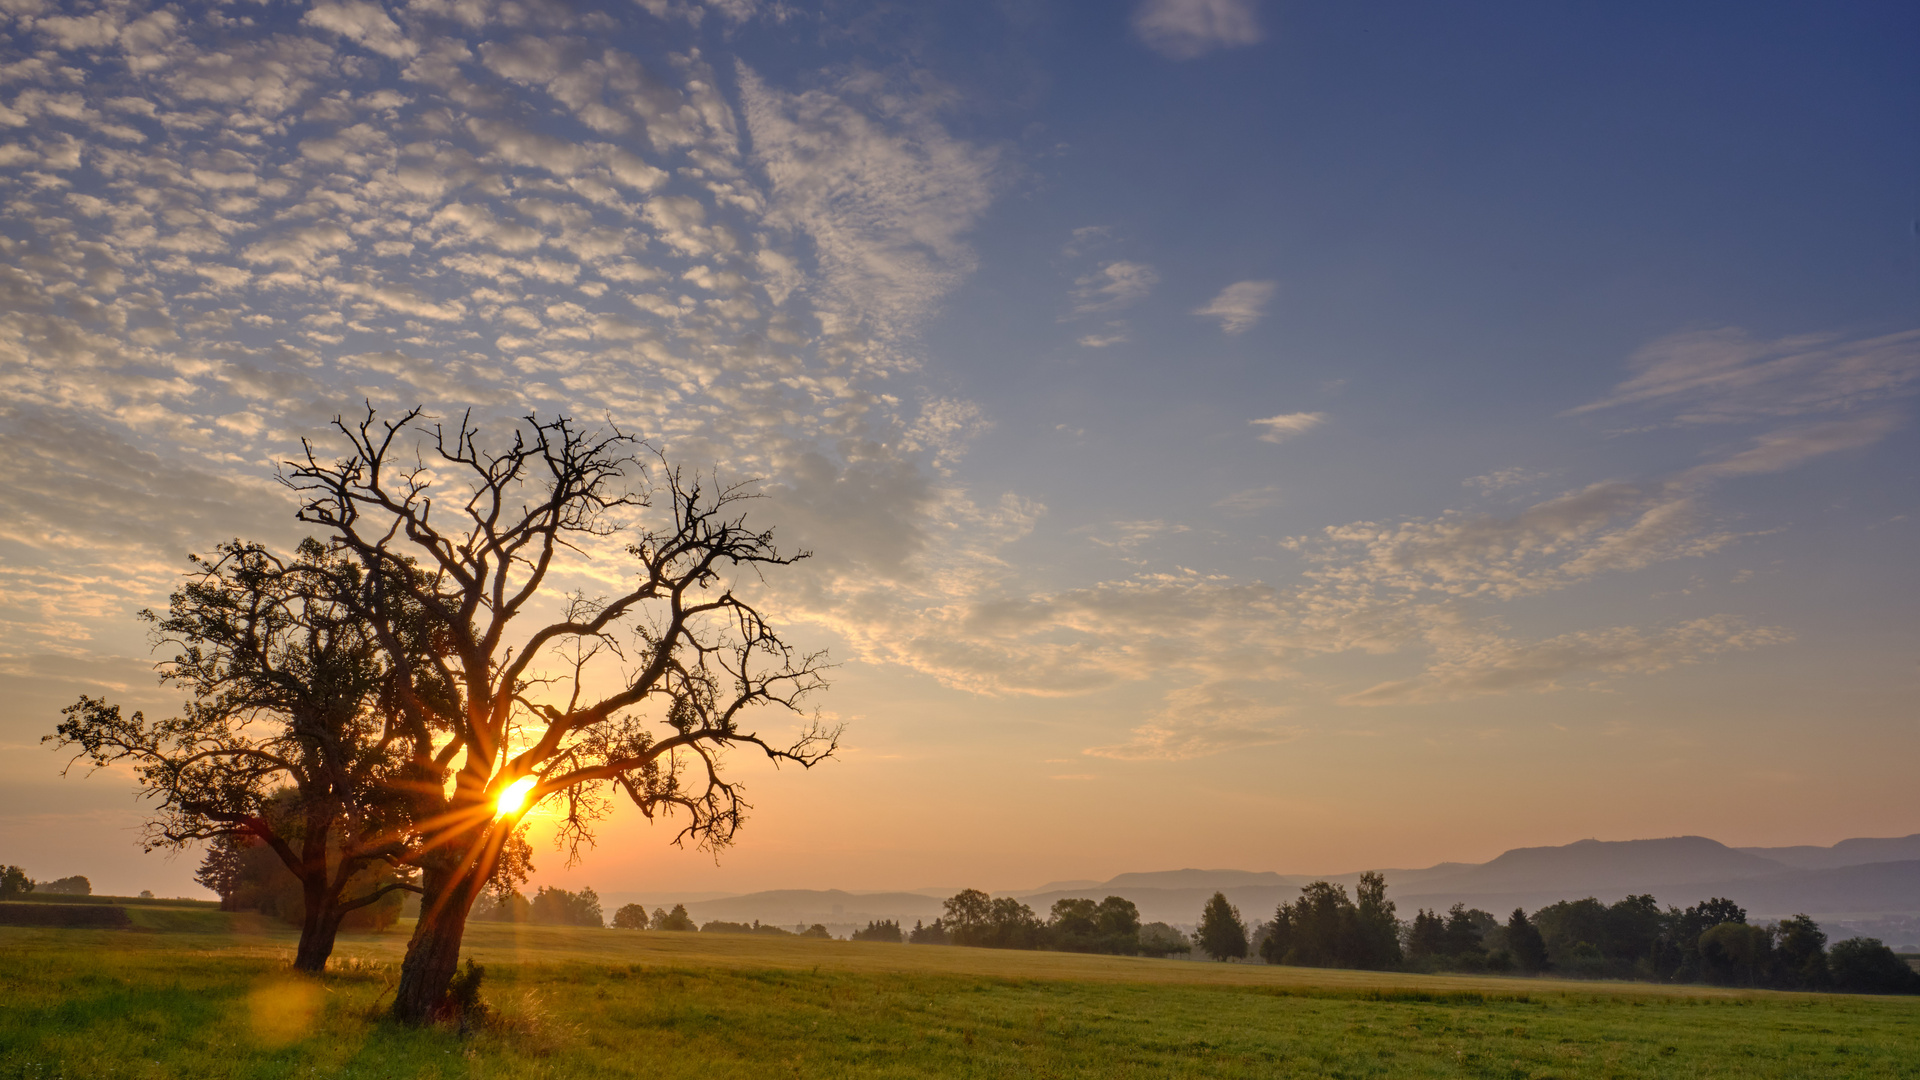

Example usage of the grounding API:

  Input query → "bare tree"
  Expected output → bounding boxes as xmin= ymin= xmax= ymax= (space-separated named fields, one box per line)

xmin=48 ymin=540 xmax=420 ymax=971
xmin=286 ymin=407 xmax=835 ymax=1023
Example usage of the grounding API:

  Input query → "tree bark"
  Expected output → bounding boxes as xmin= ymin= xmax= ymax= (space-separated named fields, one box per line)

xmin=292 ymin=882 xmax=337 ymax=974
xmin=390 ymin=831 xmax=487 ymax=1024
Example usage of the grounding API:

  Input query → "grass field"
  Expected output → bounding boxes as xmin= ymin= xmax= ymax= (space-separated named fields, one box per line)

xmin=3 ymin=910 xmax=1917 ymax=1079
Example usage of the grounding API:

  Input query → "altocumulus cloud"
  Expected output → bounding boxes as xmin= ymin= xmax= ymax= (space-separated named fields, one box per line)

xmin=1195 ymin=279 xmax=1277 ymax=334
xmin=1132 ymin=0 xmax=1265 ymax=61
xmin=0 ymin=0 xmax=1007 ymax=688
xmin=1250 ymin=411 xmax=1325 ymax=443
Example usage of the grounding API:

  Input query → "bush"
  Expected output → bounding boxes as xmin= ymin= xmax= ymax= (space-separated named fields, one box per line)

xmin=445 ymin=958 xmax=488 ymax=1030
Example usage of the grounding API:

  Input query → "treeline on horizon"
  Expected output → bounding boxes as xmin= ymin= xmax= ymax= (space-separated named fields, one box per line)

xmin=876 ymin=875 xmax=1919 ymax=996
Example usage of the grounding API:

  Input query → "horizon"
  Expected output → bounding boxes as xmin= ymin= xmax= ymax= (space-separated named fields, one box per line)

xmin=2 ymin=0 xmax=1917 ymax=904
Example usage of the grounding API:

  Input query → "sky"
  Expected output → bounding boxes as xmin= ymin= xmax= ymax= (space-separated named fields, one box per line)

xmin=1 ymin=0 xmax=1916 ymax=901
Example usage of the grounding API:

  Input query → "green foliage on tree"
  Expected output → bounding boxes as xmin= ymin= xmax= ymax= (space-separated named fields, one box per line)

xmin=906 ymin=918 xmax=948 ymax=945
xmin=612 ymin=903 xmax=649 ymax=930
xmin=1196 ymin=892 xmax=1247 ymax=961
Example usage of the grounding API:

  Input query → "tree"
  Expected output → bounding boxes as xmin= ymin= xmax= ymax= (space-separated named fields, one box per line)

xmin=1352 ymin=872 xmax=1403 ymax=969
xmin=0 ymin=866 xmax=30 ymax=899
xmin=651 ymin=904 xmax=697 ymax=931
xmin=612 ymin=903 xmax=650 ymax=929
xmin=942 ymin=889 xmax=992 ymax=944
xmin=1406 ymin=909 xmax=1446 ymax=960
xmin=472 ymin=889 xmax=531 ymax=923
xmin=907 ymin=918 xmax=949 ymax=945
xmin=1772 ymin=914 xmax=1829 ymax=989
xmin=1138 ymin=921 xmax=1191 ymax=957
xmin=851 ymin=919 xmax=902 ymax=943
xmin=1506 ymin=908 xmax=1549 ymax=973
xmin=286 ymin=408 xmax=835 ymax=1022
xmin=1048 ymin=896 xmax=1141 ymax=955
xmin=1698 ymin=921 xmax=1773 ymax=986
xmin=1442 ymin=904 xmax=1490 ymax=959
xmin=197 ymin=825 xmax=405 ymax=931
xmin=1828 ymin=938 xmax=1920 ymax=994
xmin=530 ymin=886 xmax=604 ymax=927
xmin=1264 ymin=881 xmax=1356 ymax=968
xmin=1196 ymin=892 xmax=1248 ymax=961
xmin=48 ymin=541 xmax=420 ymax=972
xmin=37 ymin=876 xmax=90 ymax=896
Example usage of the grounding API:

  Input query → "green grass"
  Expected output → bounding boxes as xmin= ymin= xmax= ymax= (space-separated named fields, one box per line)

xmin=2 ymin=922 xmax=1915 ymax=1079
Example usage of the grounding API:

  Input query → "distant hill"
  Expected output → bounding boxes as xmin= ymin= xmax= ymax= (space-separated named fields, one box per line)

xmin=1402 ymin=837 xmax=1789 ymax=897
xmin=1738 ymin=834 xmax=1920 ymax=871
xmin=1098 ymin=869 xmax=1301 ymax=892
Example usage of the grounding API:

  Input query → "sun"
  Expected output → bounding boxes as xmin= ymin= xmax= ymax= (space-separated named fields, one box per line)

xmin=493 ymin=775 xmax=538 ymax=819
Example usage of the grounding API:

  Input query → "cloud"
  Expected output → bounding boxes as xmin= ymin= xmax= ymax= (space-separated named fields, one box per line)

xmin=1071 ymin=260 xmax=1157 ymax=315
xmin=1569 ymin=327 xmax=1920 ymax=423
xmin=1679 ymin=413 xmax=1902 ymax=482
xmin=1295 ymin=482 xmax=1731 ymax=602
xmin=1249 ymin=411 xmax=1323 ymax=443
xmin=1132 ymin=0 xmax=1264 ymax=60
xmin=1195 ymin=279 xmax=1276 ymax=334
xmin=738 ymin=63 xmax=997 ymax=340
xmin=1086 ymin=681 xmax=1299 ymax=760
xmin=1214 ymin=485 xmax=1281 ymax=513
xmin=1342 ymin=616 xmax=1791 ymax=706
xmin=1077 ymin=329 xmax=1128 ymax=348
xmin=303 ymin=1 xmax=419 ymax=61
xmin=1463 ymin=467 xmax=1550 ymax=495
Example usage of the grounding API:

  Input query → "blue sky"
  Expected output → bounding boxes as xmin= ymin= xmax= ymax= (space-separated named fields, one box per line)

xmin=0 ymin=0 xmax=1915 ymax=897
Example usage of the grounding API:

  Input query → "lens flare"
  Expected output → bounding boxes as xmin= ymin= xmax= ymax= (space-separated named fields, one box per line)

xmin=494 ymin=775 xmax=538 ymax=819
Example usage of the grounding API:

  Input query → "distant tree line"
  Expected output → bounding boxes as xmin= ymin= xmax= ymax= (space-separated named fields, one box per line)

xmin=892 ymin=890 xmax=1185 ymax=957
xmin=888 ymin=877 xmax=1918 ymax=994
xmin=1170 ymin=875 xmax=1919 ymax=996
xmin=0 ymin=867 xmax=93 ymax=900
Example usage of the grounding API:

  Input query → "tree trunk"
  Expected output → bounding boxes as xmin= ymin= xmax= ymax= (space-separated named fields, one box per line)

xmin=291 ymin=818 xmax=339 ymax=974
xmin=292 ymin=891 xmax=338 ymax=974
xmin=391 ymin=841 xmax=486 ymax=1024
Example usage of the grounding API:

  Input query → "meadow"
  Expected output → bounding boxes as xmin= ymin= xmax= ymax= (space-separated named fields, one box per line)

xmin=2 ymin=904 xmax=1917 ymax=1079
